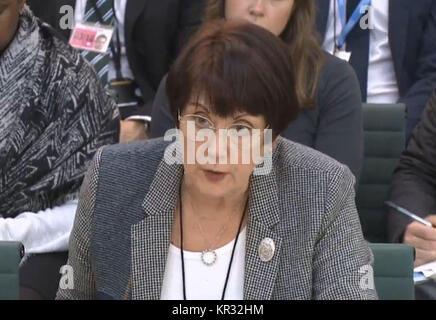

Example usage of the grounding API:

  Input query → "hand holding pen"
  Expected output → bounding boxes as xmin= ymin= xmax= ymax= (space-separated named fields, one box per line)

xmin=386 ymin=201 xmax=436 ymax=268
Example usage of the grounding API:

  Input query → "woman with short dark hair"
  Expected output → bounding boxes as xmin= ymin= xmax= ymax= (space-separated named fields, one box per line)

xmin=57 ymin=20 xmax=376 ymax=300
xmin=150 ymin=0 xmax=363 ymax=180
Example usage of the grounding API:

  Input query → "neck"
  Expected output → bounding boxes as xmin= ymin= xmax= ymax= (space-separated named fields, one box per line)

xmin=181 ymin=181 xmax=249 ymax=222
xmin=171 ymin=179 xmax=249 ymax=251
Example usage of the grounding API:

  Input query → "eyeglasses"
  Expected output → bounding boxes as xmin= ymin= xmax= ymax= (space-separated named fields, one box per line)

xmin=178 ymin=112 xmax=270 ymax=148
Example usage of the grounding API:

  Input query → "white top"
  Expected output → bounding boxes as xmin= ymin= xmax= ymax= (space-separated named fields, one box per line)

xmin=0 ymin=200 xmax=78 ymax=254
xmin=161 ymin=228 xmax=247 ymax=300
xmin=322 ymin=0 xmax=400 ymax=103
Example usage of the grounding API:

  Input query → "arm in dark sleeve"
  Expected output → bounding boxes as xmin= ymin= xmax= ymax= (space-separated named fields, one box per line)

xmin=125 ymin=0 xmax=205 ymax=120
xmin=175 ymin=0 xmax=206 ymax=56
xmin=150 ymin=76 xmax=176 ymax=138
xmin=400 ymin=1 xmax=436 ymax=143
xmin=56 ymin=149 xmax=103 ymax=300
xmin=315 ymin=55 xmax=364 ymax=180
xmin=388 ymin=89 xmax=436 ymax=243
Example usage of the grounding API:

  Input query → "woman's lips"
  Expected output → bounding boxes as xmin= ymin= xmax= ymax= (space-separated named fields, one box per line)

xmin=203 ymin=170 xmax=228 ymax=183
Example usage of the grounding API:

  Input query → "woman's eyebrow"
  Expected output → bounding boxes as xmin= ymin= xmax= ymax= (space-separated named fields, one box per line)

xmin=233 ymin=114 xmax=255 ymax=124
xmin=189 ymin=102 xmax=210 ymax=112
xmin=234 ymin=113 xmax=249 ymax=120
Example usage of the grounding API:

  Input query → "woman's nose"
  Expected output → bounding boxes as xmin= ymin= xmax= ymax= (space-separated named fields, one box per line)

xmin=249 ymin=0 xmax=266 ymax=18
xmin=205 ymin=130 xmax=229 ymax=164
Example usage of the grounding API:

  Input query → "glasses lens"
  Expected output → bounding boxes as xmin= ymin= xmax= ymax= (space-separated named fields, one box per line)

xmin=181 ymin=115 xmax=213 ymax=141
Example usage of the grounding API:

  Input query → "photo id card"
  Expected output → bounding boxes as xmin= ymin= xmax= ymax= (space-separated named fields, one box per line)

xmin=334 ymin=50 xmax=352 ymax=62
xmin=69 ymin=22 xmax=114 ymax=53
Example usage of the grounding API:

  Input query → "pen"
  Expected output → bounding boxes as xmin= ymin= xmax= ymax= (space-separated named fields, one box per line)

xmin=385 ymin=201 xmax=435 ymax=228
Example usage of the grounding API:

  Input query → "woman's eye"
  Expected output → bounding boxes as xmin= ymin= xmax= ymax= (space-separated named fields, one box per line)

xmin=233 ymin=125 xmax=252 ymax=134
xmin=195 ymin=117 xmax=210 ymax=128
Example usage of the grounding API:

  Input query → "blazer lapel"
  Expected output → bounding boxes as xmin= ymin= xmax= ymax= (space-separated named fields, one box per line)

xmin=131 ymin=210 xmax=174 ymax=300
xmin=244 ymin=145 xmax=283 ymax=300
xmin=389 ymin=0 xmax=409 ymax=81
xmin=131 ymin=157 xmax=183 ymax=300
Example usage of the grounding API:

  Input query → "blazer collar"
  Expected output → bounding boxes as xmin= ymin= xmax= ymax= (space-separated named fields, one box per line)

xmin=131 ymin=154 xmax=183 ymax=300
xmin=243 ymin=142 xmax=283 ymax=300
xmin=131 ymin=138 xmax=285 ymax=300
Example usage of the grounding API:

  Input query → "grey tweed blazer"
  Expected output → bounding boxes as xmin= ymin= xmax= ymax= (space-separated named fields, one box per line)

xmin=56 ymin=137 xmax=377 ymax=300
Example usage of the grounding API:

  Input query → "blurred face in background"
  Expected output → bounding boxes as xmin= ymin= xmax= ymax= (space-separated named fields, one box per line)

xmin=225 ymin=0 xmax=295 ymax=36
xmin=0 ymin=0 xmax=24 ymax=54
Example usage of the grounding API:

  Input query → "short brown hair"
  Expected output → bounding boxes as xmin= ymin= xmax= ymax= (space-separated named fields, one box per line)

xmin=205 ymin=0 xmax=324 ymax=109
xmin=167 ymin=20 xmax=300 ymax=137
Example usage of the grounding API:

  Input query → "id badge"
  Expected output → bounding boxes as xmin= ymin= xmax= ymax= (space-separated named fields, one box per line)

xmin=334 ymin=49 xmax=352 ymax=62
xmin=69 ymin=22 xmax=114 ymax=53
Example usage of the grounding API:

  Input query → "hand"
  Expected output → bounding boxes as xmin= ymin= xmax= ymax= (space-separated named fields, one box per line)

xmin=403 ymin=215 xmax=436 ymax=267
xmin=120 ymin=120 xmax=148 ymax=143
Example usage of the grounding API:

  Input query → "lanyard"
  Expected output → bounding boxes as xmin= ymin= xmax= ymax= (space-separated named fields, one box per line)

xmin=90 ymin=0 xmax=123 ymax=80
xmin=179 ymin=182 xmax=248 ymax=300
xmin=336 ymin=0 xmax=372 ymax=50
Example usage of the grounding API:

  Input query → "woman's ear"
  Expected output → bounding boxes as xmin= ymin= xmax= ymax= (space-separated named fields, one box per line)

xmin=272 ymin=136 xmax=280 ymax=150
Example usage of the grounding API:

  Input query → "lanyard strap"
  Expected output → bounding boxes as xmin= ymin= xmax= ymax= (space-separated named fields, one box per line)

xmin=179 ymin=182 xmax=248 ymax=300
xmin=337 ymin=0 xmax=372 ymax=49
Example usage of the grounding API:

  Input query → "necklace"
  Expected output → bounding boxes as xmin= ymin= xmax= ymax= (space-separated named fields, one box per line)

xmin=179 ymin=183 xmax=248 ymax=300
xmin=192 ymin=201 xmax=235 ymax=266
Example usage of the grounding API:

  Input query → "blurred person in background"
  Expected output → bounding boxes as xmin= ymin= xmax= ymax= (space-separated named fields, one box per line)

xmin=388 ymin=89 xmax=436 ymax=300
xmin=0 ymin=0 xmax=119 ymax=299
xmin=150 ymin=0 xmax=364 ymax=181
xmin=28 ymin=0 xmax=206 ymax=142
xmin=317 ymin=0 xmax=436 ymax=143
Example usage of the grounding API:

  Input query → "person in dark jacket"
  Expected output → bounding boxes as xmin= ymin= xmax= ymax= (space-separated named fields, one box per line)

xmin=150 ymin=0 xmax=364 ymax=180
xmin=316 ymin=0 xmax=436 ymax=143
xmin=388 ymin=88 xmax=436 ymax=300
xmin=28 ymin=0 xmax=206 ymax=142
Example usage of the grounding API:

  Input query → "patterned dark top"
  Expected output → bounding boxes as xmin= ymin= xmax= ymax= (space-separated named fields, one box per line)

xmin=0 ymin=7 xmax=120 ymax=218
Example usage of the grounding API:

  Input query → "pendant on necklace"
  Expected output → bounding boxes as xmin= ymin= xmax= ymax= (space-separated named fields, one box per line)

xmin=201 ymin=249 xmax=217 ymax=266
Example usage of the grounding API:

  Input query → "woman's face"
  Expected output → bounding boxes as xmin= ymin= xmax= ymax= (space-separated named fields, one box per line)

xmin=225 ymin=0 xmax=295 ymax=36
xmin=179 ymin=96 xmax=270 ymax=199
xmin=0 ymin=0 xmax=24 ymax=54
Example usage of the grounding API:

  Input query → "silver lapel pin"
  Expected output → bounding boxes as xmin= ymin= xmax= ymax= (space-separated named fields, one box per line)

xmin=259 ymin=238 xmax=275 ymax=262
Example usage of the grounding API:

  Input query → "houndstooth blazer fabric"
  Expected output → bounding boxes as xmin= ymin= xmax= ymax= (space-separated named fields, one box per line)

xmin=57 ymin=137 xmax=378 ymax=300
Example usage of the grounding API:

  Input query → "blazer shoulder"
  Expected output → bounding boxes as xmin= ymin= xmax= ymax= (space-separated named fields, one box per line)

xmin=100 ymin=138 xmax=170 ymax=165
xmin=319 ymin=52 xmax=359 ymax=85
xmin=316 ymin=51 xmax=362 ymax=110
xmin=276 ymin=138 xmax=355 ymax=181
